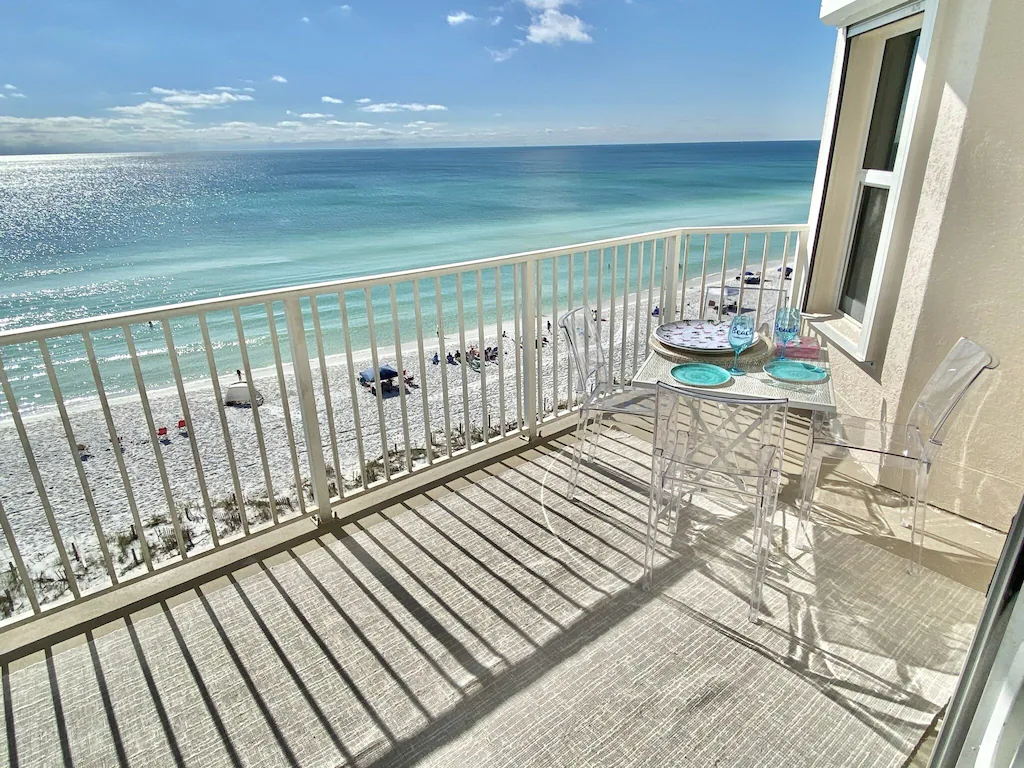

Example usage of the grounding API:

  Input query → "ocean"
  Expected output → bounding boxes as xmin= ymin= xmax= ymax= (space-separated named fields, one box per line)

xmin=0 ymin=141 xmax=817 ymax=413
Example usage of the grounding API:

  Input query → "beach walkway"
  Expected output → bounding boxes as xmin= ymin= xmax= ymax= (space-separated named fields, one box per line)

xmin=0 ymin=417 xmax=999 ymax=767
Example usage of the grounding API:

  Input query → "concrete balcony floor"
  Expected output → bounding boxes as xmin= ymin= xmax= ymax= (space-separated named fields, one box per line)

xmin=0 ymin=413 xmax=1005 ymax=767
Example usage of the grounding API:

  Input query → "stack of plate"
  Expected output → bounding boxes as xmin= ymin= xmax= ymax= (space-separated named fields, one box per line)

xmin=652 ymin=320 xmax=763 ymax=358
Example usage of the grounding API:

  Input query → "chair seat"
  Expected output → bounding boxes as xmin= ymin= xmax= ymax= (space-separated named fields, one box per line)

xmin=586 ymin=387 xmax=656 ymax=416
xmin=813 ymin=415 xmax=924 ymax=461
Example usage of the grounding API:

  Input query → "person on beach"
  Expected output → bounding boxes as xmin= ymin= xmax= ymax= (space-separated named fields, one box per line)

xmin=447 ymin=352 xmax=455 ymax=365
xmin=236 ymin=369 xmax=242 ymax=381
xmin=432 ymin=352 xmax=440 ymax=365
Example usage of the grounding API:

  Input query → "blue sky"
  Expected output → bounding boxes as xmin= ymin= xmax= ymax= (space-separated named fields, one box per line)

xmin=0 ymin=0 xmax=835 ymax=153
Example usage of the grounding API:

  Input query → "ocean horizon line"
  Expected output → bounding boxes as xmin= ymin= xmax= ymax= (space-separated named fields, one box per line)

xmin=0 ymin=137 xmax=822 ymax=160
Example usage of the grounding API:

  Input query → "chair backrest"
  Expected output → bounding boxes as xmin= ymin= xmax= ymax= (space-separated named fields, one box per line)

xmin=559 ymin=306 xmax=609 ymax=397
xmin=910 ymin=337 xmax=998 ymax=454
xmin=652 ymin=381 xmax=788 ymax=488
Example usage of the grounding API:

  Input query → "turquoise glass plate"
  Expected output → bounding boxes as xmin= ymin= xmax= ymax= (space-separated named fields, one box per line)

xmin=763 ymin=360 xmax=829 ymax=384
xmin=670 ymin=363 xmax=732 ymax=388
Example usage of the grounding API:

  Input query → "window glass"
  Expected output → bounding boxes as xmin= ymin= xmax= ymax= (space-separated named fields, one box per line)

xmin=840 ymin=185 xmax=889 ymax=321
xmin=863 ymin=30 xmax=920 ymax=171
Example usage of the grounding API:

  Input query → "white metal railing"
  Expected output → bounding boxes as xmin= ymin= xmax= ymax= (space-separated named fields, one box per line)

xmin=0 ymin=223 xmax=808 ymax=624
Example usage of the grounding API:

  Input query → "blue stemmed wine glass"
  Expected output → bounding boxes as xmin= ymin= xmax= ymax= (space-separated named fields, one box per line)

xmin=727 ymin=314 xmax=755 ymax=376
xmin=774 ymin=307 xmax=801 ymax=359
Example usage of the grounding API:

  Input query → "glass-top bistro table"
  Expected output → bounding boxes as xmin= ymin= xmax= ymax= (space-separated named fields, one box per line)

xmin=631 ymin=345 xmax=837 ymax=414
xmin=631 ymin=338 xmax=838 ymax=538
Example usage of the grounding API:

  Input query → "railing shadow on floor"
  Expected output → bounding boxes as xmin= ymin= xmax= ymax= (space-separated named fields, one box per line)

xmin=0 ymin=421 xmax=984 ymax=767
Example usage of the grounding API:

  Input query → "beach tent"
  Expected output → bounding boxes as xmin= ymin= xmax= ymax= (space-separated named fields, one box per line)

xmin=224 ymin=380 xmax=264 ymax=407
xmin=358 ymin=365 xmax=399 ymax=385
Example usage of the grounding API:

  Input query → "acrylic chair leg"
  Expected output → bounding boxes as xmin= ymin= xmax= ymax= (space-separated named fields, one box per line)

xmin=589 ymin=409 xmax=606 ymax=460
xmin=644 ymin=456 xmax=662 ymax=590
xmin=749 ymin=481 xmax=779 ymax=624
xmin=908 ymin=461 xmax=932 ymax=575
xmin=795 ymin=450 xmax=823 ymax=551
xmin=567 ymin=408 xmax=589 ymax=499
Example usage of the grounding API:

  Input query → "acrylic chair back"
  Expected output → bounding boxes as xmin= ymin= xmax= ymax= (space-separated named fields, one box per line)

xmin=652 ymin=382 xmax=789 ymax=495
xmin=560 ymin=306 xmax=610 ymax=399
xmin=909 ymin=337 xmax=997 ymax=462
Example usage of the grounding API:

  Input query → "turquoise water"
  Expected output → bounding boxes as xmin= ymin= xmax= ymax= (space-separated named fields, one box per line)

xmin=0 ymin=142 xmax=816 ymax=412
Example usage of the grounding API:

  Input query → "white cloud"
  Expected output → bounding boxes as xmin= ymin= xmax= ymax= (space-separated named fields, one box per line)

xmin=488 ymin=46 xmax=520 ymax=62
xmin=299 ymin=112 xmax=333 ymax=119
xmin=109 ymin=102 xmax=189 ymax=116
xmin=301 ymin=16 xmax=310 ymax=23
xmin=321 ymin=96 xmax=344 ymax=104
xmin=243 ymin=87 xmax=256 ymax=92
xmin=490 ymin=15 xmax=503 ymax=25
xmin=0 ymin=94 xmax=6 ymax=100
xmin=356 ymin=97 xmax=372 ymax=104
xmin=10 ymin=93 xmax=27 ymax=99
xmin=526 ymin=8 xmax=591 ymax=44
xmin=3 ymin=84 xmax=15 ymax=90
xmin=214 ymin=86 xmax=242 ymax=92
xmin=523 ymin=0 xmax=563 ymax=9
xmin=358 ymin=102 xmax=448 ymax=113
xmin=447 ymin=11 xmax=475 ymax=25
xmin=271 ymin=75 xmax=288 ymax=83
xmin=150 ymin=87 xmax=255 ymax=108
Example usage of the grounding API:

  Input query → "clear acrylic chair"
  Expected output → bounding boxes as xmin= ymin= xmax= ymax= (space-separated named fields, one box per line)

xmin=798 ymin=337 xmax=998 ymax=571
xmin=645 ymin=381 xmax=788 ymax=623
xmin=559 ymin=306 xmax=654 ymax=498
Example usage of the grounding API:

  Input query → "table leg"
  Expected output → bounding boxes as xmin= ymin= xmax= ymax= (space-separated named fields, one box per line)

xmin=795 ymin=410 xmax=825 ymax=551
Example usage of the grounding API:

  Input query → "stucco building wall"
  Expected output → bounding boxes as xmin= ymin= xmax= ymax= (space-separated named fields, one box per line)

xmin=807 ymin=0 xmax=1023 ymax=531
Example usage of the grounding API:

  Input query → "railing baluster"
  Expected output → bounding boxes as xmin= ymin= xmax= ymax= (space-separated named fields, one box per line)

xmin=698 ymin=234 xmax=710 ymax=322
xmin=512 ymin=268 xmax=523 ymax=432
xmin=412 ymin=280 xmax=434 ymax=462
xmin=664 ymin=234 xmax=682 ymax=322
xmin=608 ymin=246 xmax=618 ymax=386
xmin=551 ymin=257 xmax=559 ymax=415
xmin=123 ymin=323 xmax=188 ymax=556
xmin=433 ymin=278 xmax=454 ymax=457
xmin=755 ymin=233 xmax=772 ymax=327
xmin=678 ymin=234 xmax=691 ymax=322
xmin=646 ymin=240 xmax=658 ymax=333
xmin=535 ymin=260 xmax=544 ymax=419
xmin=474 ymin=271 xmax=489 ymax=442
xmin=363 ymin=288 xmax=391 ymax=480
xmin=309 ymin=298 xmax=343 ymax=487
xmin=160 ymin=320 xmax=218 ymax=546
xmin=337 ymin=292 xmax=368 ymax=488
xmin=264 ymin=304 xmax=308 ymax=516
xmin=0 ymin=351 xmax=80 ymax=597
xmin=717 ymin=234 xmax=731 ymax=323
xmin=620 ymin=244 xmax=631 ymax=385
xmin=521 ymin=261 xmax=538 ymax=438
xmin=775 ymin=231 xmax=793 ymax=318
xmin=83 ymin=331 xmax=154 ymax=569
xmin=737 ymin=234 xmax=751 ymax=320
xmin=632 ymin=242 xmax=643 ymax=376
xmin=389 ymin=283 xmax=413 ymax=472
xmin=0 ymin=497 xmax=39 ymax=613
xmin=494 ymin=267 xmax=506 ymax=438
xmin=232 ymin=308 xmax=277 ymax=525
xmin=454 ymin=273 xmax=473 ymax=449
xmin=38 ymin=339 xmax=117 ymax=584
xmin=566 ymin=253 xmax=575 ymax=408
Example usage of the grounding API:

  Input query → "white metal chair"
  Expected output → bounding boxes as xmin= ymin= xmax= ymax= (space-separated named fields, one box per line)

xmin=645 ymin=381 xmax=788 ymax=623
xmin=559 ymin=305 xmax=654 ymax=499
xmin=798 ymin=337 xmax=998 ymax=571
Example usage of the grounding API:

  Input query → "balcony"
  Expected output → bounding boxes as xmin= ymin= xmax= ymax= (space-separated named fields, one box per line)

xmin=0 ymin=224 xmax=1004 ymax=766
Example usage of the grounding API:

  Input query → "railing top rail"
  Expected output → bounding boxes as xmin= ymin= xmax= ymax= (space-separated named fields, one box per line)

xmin=0 ymin=223 xmax=808 ymax=345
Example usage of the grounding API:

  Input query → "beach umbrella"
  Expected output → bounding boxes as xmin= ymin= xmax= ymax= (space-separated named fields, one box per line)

xmin=359 ymin=365 xmax=399 ymax=384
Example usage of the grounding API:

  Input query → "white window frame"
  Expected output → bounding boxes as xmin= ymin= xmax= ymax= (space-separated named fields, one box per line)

xmin=809 ymin=0 xmax=937 ymax=363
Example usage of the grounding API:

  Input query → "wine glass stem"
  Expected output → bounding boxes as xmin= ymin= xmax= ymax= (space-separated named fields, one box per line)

xmin=734 ymin=350 xmax=740 ymax=370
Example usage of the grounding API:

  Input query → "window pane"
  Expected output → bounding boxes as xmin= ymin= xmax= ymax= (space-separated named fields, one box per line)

xmin=840 ymin=185 xmax=889 ymax=321
xmin=863 ymin=30 xmax=920 ymax=171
